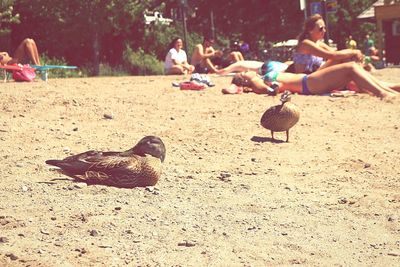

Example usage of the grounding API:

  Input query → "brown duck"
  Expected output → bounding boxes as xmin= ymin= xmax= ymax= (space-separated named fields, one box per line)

xmin=45 ymin=136 xmax=166 ymax=188
xmin=260 ymin=91 xmax=300 ymax=142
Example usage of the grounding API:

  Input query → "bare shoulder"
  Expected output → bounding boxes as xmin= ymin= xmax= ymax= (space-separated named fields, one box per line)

xmin=296 ymin=39 xmax=312 ymax=53
xmin=297 ymin=39 xmax=326 ymax=53
xmin=318 ymin=41 xmax=333 ymax=51
xmin=206 ymin=46 xmax=215 ymax=53
xmin=298 ymin=39 xmax=316 ymax=48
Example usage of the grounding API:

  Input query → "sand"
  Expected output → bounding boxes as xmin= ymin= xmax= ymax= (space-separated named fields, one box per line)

xmin=0 ymin=68 xmax=399 ymax=266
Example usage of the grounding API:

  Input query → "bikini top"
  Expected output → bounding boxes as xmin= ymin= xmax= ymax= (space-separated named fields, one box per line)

xmin=262 ymin=70 xmax=279 ymax=82
xmin=292 ymin=52 xmax=324 ymax=73
xmin=259 ymin=60 xmax=287 ymax=82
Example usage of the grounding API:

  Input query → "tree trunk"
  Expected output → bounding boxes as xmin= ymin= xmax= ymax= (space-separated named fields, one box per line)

xmin=92 ymin=30 xmax=100 ymax=76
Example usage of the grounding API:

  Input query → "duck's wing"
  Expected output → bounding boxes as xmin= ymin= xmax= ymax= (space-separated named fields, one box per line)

xmin=61 ymin=150 xmax=102 ymax=162
xmin=46 ymin=149 xmax=124 ymax=172
xmin=45 ymin=150 xmax=102 ymax=175
xmin=260 ymin=106 xmax=281 ymax=129
xmin=77 ymin=155 xmax=163 ymax=188
xmin=261 ymin=105 xmax=299 ymax=132
xmin=75 ymin=155 xmax=142 ymax=183
xmin=59 ymin=149 xmax=123 ymax=162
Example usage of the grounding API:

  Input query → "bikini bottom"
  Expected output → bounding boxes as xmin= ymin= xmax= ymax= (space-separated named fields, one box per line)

xmin=301 ymin=75 xmax=312 ymax=95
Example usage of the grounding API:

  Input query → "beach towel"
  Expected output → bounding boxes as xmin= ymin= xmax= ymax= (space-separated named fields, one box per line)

xmin=12 ymin=64 xmax=36 ymax=82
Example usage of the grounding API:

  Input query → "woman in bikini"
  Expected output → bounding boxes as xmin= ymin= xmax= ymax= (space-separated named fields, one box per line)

xmin=231 ymin=61 xmax=399 ymax=99
xmin=0 ymin=38 xmax=41 ymax=66
xmin=289 ymin=14 xmax=363 ymax=74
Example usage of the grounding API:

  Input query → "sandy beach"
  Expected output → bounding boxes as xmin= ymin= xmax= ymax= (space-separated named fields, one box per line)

xmin=0 ymin=68 xmax=399 ymax=266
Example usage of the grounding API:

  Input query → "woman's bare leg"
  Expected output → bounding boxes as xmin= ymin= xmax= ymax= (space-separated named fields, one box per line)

xmin=228 ymin=52 xmax=239 ymax=63
xmin=347 ymin=63 xmax=397 ymax=95
xmin=166 ymin=65 xmax=186 ymax=75
xmin=239 ymin=52 xmax=244 ymax=61
xmin=216 ymin=60 xmax=263 ymax=75
xmin=202 ymin=58 xmax=219 ymax=73
xmin=227 ymin=51 xmax=245 ymax=63
xmin=388 ymin=84 xmax=400 ymax=92
xmin=307 ymin=62 xmax=398 ymax=98
xmin=12 ymin=38 xmax=41 ymax=65
xmin=319 ymin=58 xmax=348 ymax=70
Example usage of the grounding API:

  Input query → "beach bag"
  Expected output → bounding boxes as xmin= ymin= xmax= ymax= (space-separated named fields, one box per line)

xmin=12 ymin=65 xmax=36 ymax=82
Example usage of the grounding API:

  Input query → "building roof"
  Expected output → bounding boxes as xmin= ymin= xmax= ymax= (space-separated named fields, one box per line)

xmin=358 ymin=0 xmax=400 ymax=19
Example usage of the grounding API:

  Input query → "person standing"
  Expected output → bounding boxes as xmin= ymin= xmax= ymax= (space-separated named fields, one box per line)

xmin=346 ymin=35 xmax=357 ymax=50
xmin=363 ymin=34 xmax=375 ymax=55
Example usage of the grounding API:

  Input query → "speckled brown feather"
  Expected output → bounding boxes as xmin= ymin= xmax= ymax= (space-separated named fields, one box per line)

xmin=46 ymin=136 xmax=166 ymax=188
xmin=76 ymin=155 xmax=162 ymax=188
xmin=260 ymin=92 xmax=300 ymax=142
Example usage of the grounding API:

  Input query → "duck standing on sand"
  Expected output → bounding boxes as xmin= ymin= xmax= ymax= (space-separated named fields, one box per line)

xmin=46 ymin=136 xmax=166 ymax=188
xmin=260 ymin=91 xmax=300 ymax=142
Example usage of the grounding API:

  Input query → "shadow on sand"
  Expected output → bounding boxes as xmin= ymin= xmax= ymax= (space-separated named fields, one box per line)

xmin=250 ymin=135 xmax=285 ymax=144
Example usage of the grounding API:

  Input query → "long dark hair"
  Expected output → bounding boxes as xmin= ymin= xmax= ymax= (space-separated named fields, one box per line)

xmin=297 ymin=14 xmax=323 ymax=43
xmin=167 ymin=37 xmax=182 ymax=51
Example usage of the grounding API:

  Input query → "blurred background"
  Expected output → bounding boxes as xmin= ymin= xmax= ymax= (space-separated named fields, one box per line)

xmin=0 ymin=0 xmax=387 ymax=76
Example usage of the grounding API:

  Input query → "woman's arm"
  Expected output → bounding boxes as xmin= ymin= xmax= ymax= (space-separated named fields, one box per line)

xmin=238 ymin=71 xmax=278 ymax=95
xmin=171 ymin=58 xmax=192 ymax=71
xmin=300 ymin=40 xmax=362 ymax=62
xmin=171 ymin=58 xmax=183 ymax=65
xmin=196 ymin=44 xmax=216 ymax=59
xmin=181 ymin=61 xmax=193 ymax=70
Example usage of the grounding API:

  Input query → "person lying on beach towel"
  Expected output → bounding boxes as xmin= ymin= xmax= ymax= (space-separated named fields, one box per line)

xmin=0 ymin=38 xmax=41 ymax=66
xmin=224 ymin=61 xmax=399 ymax=99
xmin=216 ymin=60 xmax=290 ymax=76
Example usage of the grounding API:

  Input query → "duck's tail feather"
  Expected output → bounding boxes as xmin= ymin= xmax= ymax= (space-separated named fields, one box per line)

xmin=45 ymin=159 xmax=64 ymax=167
xmin=45 ymin=159 xmax=89 ymax=175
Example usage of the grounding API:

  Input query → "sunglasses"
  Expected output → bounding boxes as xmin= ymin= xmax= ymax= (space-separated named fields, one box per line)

xmin=319 ymin=26 xmax=326 ymax=32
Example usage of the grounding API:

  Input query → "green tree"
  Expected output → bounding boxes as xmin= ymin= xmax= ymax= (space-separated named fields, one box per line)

xmin=328 ymin=0 xmax=376 ymax=49
xmin=12 ymin=0 xmax=169 ymax=75
xmin=6 ymin=0 xmax=381 ymax=76
xmin=0 ymin=0 xmax=20 ymax=50
xmin=0 ymin=0 xmax=19 ymax=36
xmin=178 ymin=0 xmax=303 ymax=53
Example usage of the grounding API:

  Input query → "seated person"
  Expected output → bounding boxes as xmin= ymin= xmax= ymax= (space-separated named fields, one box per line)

xmin=239 ymin=40 xmax=250 ymax=59
xmin=164 ymin=37 xmax=194 ymax=75
xmin=211 ymin=49 xmax=244 ymax=69
xmin=191 ymin=36 xmax=218 ymax=73
xmin=289 ymin=14 xmax=362 ymax=74
xmin=0 ymin=38 xmax=41 ymax=66
xmin=363 ymin=47 xmax=381 ymax=72
xmin=226 ymin=61 xmax=399 ymax=99
xmin=191 ymin=36 xmax=225 ymax=74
